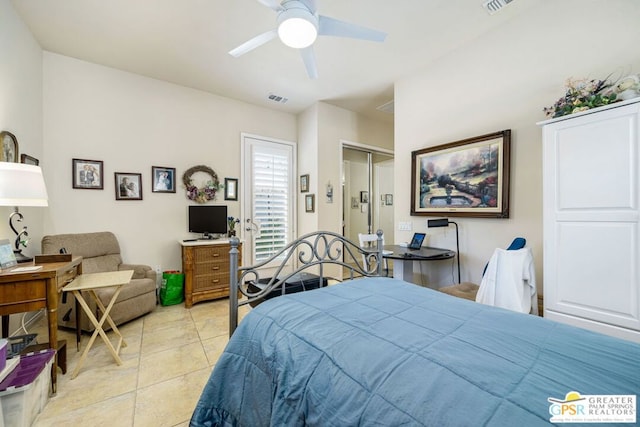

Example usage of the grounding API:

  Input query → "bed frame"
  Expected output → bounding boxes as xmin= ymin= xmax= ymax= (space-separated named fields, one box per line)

xmin=228 ymin=230 xmax=385 ymax=335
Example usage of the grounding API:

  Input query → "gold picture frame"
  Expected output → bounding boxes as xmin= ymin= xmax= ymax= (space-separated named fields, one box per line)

xmin=305 ymin=194 xmax=315 ymax=213
xmin=300 ymin=174 xmax=309 ymax=193
xmin=0 ymin=131 xmax=19 ymax=163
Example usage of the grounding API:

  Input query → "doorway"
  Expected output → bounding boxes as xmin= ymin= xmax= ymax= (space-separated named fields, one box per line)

xmin=342 ymin=144 xmax=394 ymax=246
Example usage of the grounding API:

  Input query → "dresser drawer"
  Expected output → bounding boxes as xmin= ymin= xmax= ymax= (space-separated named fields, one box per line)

xmin=0 ymin=280 xmax=46 ymax=306
xmin=195 ymin=262 xmax=229 ymax=276
xmin=58 ymin=265 xmax=79 ymax=291
xmin=193 ymin=273 xmax=229 ymax=292
xmin=194 ymin=246 xmax=230 ymax=263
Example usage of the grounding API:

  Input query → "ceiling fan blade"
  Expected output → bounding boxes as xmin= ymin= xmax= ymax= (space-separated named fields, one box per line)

xmin=300 ymin=46 xmax=318 ymax=79
xmin=228 ymin=29 xmax=278 ymax=57
xmin=318 ymin=15 xmax=386 ymax=42
xmin=255 ymin=0 xmax=283 ymax=12
xmin=298 ymin=0 xmax=317 ymax=13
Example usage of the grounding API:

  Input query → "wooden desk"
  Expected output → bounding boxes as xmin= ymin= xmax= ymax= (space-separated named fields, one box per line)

xmin=0 ymin=256 xmax=82 ymax=393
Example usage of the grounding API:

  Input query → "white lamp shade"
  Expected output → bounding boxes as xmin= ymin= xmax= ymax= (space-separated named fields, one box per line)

xmin=277 ymin=7 xmax=318 ymax=49
xmin=0 ymin=162 xmax=49 ymax=207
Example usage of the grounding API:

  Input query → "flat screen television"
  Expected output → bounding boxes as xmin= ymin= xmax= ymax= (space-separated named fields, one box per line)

xmin=188 ymin=205 xmax=228 ymax=238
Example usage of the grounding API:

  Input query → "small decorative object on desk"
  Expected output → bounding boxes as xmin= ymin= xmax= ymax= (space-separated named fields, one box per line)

xmin=227 ymin=216 xmax=240 ymax=237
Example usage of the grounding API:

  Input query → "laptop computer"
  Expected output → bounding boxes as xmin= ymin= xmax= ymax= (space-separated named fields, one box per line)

xmin=408 ymin=233 xmax=426 ymax=250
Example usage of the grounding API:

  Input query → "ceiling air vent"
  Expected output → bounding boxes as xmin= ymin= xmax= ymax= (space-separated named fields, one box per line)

xmin=376 ymin=100 xmax=394 ymax=114
xmin=268 ymin=93 xmax=289 ymax=104
xmin=482 ymin=0 xmax=515 ymax=15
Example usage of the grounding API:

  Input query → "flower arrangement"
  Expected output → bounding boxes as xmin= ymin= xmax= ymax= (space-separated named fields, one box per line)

xmin=227 ymin=216 xmax=240 ymax=237
xmin=182 ymin=165 xmax=220 ymax=203
xmin=544 ymin=77 xmax=618 ymax=118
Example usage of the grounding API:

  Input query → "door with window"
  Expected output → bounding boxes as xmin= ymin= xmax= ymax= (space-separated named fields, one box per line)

xmin=241 ymin=134 xmax=296 ymax=269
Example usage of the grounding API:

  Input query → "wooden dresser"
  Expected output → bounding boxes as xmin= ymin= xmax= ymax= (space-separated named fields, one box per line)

xmin=180 ymin=240 xmax=241 ymax=308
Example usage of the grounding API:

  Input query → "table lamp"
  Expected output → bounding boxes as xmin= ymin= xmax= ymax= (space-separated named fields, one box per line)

xmin=0 ymin=163 xmax=49 ymax=263
xmin=427 ymin=218 xmax=460 ymax=283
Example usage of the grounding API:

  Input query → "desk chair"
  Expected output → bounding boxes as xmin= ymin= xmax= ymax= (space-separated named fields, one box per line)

xmin=438 ymin=237 xmax=526 ymax=301
xmin=358 ymin=233 xmax=389 ymax=276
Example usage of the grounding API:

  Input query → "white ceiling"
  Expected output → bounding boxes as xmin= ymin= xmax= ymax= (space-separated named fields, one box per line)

xmin=11 ymin=0 xmax=534 ymax=123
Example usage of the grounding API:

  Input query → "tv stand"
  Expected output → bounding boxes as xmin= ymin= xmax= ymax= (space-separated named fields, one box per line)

xmin=180 ymin=240 xmax=242 ymax=307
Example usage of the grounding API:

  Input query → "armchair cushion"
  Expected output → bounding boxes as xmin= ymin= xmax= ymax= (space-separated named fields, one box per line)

xmin=119 ymin=263 xmax=153 ymax=280
xmin=41 ymin=231 xmax=157 ymax=332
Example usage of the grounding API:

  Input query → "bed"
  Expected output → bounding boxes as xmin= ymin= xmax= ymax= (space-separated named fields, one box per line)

xmin=191 ymin=231 xmax=639 ymax=426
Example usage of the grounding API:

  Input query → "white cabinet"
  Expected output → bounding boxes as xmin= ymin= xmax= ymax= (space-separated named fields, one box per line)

xmin=540 ymin=98 xmax=640 ymax=343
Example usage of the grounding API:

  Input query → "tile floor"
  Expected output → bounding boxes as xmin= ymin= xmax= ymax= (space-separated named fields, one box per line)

xmin=27 ymin=298 xmax=248 ymax=427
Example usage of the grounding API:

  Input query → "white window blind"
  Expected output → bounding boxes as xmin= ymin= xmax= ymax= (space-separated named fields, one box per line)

xmin=253 ymin=150 xmax=290 ymax=262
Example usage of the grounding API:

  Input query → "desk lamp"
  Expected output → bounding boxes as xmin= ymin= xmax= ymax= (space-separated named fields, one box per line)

xmin=0 ymin=163 xmax=49 ymax=263
xmin=427 ymin=218 xmax=460 ymax=283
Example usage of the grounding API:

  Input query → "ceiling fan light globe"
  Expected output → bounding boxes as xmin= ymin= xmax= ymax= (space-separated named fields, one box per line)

xmin=277 ymin=8 xmax=318 ymax=49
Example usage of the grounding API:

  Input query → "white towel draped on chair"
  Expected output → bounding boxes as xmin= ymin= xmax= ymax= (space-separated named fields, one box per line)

xmin=475 ymin=247 xmax=538 ymax=315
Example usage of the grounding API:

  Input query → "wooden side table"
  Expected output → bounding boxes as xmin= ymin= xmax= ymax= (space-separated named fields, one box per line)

xmin=63 ymin=270 xmax=133 ymax=378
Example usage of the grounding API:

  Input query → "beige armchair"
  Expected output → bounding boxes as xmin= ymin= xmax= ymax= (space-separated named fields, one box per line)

xmin=41 ymin=231 xmax=157 ymax=332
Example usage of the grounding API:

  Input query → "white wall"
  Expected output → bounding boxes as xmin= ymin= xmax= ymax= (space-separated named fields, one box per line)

xmin=395 ymin=0 xmax=640 ymax=289
xmin=297 ymin=102 xmax=393 ymax=237
xmin=297 ymin=105 xmax=318 ymax=236
xmin=317 ymin=102 xmax=393 ymax=235
xmin=0 ymin=0 xmax=44 ymax=254
xmin=374 ymin=159 xmax=394 ymax=243
xmin=42 ymin=53 xmax=297 ymax=271
xmin=0 ymin=0 xmax=45 ymax=335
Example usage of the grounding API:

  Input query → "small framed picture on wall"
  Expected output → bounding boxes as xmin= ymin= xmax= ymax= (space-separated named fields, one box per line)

xmin=20 ymin=153 xmax=39 ymax=165
xmin=115 ymin=172 xmax=142 ymax=200
xmin=305 ymin=194 xmax=315 ymax=213
xmin=152 ymin=166 xmax=176 ymax=193
xmin=300 ymin=174 xmax=309 ymax=193
xmin=72 ymin=158 xmax=104 ymax=190
xmin=225 ymin=178 xmax=238 ymax=201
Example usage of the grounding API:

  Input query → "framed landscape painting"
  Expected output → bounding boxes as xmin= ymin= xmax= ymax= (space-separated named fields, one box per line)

xmin=410 ymin=130 xmax=511 ymax=218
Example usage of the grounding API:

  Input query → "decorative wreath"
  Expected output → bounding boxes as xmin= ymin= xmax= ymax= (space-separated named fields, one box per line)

xmin=182 ymin=165 xmax=220 ymax=203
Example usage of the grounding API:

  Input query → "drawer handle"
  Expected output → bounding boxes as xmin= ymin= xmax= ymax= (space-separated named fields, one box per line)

xmin=213 ymin=253 xmax=220 ymax=257
xmin=65 ymin=269 xmax=75 ymax=274
xmin=211 ymin=266 xmax=220 ymax=271
xmin=211 ymin=279 xmax=219 ymax=284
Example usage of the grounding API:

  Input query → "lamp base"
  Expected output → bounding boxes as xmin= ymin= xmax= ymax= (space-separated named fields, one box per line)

xmin=13 ymin=250 xmax=33 ymax=264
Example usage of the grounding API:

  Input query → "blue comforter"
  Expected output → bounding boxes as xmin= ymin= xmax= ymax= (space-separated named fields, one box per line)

xmin=191 ymin=277 xmax=639 ymax=426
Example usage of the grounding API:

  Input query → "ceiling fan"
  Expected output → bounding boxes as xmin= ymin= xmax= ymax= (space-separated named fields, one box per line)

xmin=228 ymin=0 xmax=387 ymax=79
